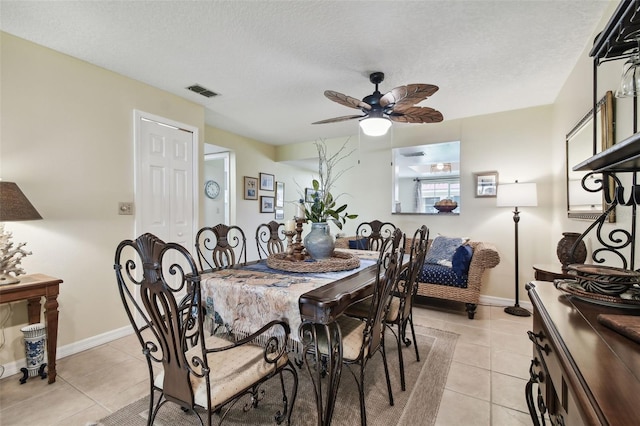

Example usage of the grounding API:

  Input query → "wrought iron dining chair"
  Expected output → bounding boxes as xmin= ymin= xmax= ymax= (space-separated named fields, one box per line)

xmin=195 ymin=224 xmax=247 ymax=271
xmin=355 ymin=220 xmax=397 ymax=251
xmin=256 ymin=221 xmax=285 ymax=260
xmin=114 ymin=233 xmax=298 ymax=426
xmin=345 ymin=225 xmax=429 ymax=391
xmin=384 ymin=225 xmax=429 ymax=391
xmin=308 ymin=228 xmax=404 ymax=426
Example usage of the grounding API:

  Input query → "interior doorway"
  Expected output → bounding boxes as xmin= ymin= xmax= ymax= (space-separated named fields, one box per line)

xmin=204 ymin=144 xmax=231 ymax=226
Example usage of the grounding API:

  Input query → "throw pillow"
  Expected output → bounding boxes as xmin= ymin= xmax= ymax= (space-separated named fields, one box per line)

xmin=452 ymin=244 xmax=473 ymax=276
xmin=424 ymin=235 xmax=469 ymax=268
xmin=349 ymin=237 xmax=369 ymax=250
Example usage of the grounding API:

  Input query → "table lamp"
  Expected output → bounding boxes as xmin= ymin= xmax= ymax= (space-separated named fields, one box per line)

xmin=0 ymin=181 xmax=43 ymax=285
xmin=496 ymin=180 xmax=538 ymax=317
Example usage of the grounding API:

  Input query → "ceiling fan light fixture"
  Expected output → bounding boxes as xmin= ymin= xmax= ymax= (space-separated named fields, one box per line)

xmin=359 ymin=117 xmax=392 ymax=136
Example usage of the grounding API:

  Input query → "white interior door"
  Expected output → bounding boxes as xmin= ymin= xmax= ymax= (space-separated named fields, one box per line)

xmin=134 ymin=111 xmax=199 ymax=254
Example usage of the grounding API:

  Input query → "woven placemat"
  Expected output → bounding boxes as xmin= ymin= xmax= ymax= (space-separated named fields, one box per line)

xmin=266 ymin=250 xmax=360 ymax=273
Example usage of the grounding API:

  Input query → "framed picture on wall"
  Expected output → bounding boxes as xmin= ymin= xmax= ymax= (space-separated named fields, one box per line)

xmin=259 ymin=173 xmax=275 ymax=191
xmin=260 ymin=196 xmax=275 ymax=213
xmin=275 ymin=181 xmax=285 ymax=207
xmin=473 ymin=171 xmax=499 ymax=198
xmin=275 ymin=208 xmax=284 ymax=220
xmin=244 ymin=176 xmax=258 ymax=200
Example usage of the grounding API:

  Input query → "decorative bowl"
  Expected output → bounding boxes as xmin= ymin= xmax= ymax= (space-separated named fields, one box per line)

xmin=567 ymin=264 xmax=640 ymax=296
xmin=434 ymin=200 xmax=458 ymax=213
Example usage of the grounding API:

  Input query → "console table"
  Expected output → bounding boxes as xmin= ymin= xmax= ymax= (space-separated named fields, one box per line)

xmin=526 ymin=281 xmax=640 ymax=425
xmin=0 ymin=274 xmax=62 ymax=383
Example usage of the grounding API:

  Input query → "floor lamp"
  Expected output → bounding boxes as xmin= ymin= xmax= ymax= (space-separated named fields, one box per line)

xmin=496 ymin=181 xmax=538 ymax=317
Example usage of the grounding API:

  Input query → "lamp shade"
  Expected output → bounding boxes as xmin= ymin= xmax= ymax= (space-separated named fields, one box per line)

xmin=0 ymin=182 xmax=43 ymax=221
xmin=359 ymin=117 xmax=392 ymax=136
xmin=496 ymin=182 xmax=538 ymax=207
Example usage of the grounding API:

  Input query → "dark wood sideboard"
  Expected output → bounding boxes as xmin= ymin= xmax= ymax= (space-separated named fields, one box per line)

xmin=526 ymin=282 xmax=640 ymax=425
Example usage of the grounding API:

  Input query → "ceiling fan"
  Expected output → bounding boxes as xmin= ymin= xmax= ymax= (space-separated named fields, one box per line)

xmin=312 ymin=72 xmax=443 ymax=136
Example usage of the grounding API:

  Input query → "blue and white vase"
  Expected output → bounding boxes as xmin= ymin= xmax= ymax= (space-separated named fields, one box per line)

xmin=304 ymin=222 xmax=335 ymax=260
xmin=21 ymin=323 xmax=46 ymax=379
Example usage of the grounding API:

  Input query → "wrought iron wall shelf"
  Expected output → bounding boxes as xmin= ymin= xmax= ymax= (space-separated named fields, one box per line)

xmin=568 ymin=1 xmax=640 ymax=271
xmin=591 ymin=0 xmax=640 ymax=63
xmin=573 ymin=131 xmax=640 ymax=172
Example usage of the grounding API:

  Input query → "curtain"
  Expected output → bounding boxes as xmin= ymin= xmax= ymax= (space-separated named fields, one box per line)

xmin=414 ymin=179 xmax=423 ymax=213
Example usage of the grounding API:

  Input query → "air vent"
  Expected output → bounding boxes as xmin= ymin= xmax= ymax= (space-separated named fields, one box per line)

xmin=402 ymin=151 xmax=425 ymax=157
xmin=186 ymin=84 xmax=219 ymax=98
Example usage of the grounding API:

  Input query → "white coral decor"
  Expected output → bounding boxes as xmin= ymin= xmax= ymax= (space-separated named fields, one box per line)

xmin=0 ymin=223 xmax=32 ymax=285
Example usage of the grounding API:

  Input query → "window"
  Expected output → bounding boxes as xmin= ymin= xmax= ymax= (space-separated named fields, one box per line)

xmin=392 ymin=141 xmax=460 ymax=214
xmin=420 ymin=180 xmax=460 ymax=213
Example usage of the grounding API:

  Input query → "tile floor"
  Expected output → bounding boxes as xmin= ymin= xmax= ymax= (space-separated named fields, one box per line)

xmin=0 ymin=300 xmax=535 ymax=425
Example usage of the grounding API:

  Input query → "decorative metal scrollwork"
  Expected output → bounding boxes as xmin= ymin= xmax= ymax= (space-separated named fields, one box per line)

xmin=528 ymin=330 xmax=551 ymax=356
xmin=570 ymin=172 xmax=637 ymax=270
xmin=526 ymin=357 xmax=547 ymax=426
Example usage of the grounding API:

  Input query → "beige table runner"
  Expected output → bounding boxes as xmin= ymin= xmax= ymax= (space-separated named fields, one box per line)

xmin=201 ymin=250 xmax=379 ymax=351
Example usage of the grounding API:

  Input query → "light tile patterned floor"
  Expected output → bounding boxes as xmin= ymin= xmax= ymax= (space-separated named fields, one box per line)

xmin=0 ymin=300 xmax=534 ymax=425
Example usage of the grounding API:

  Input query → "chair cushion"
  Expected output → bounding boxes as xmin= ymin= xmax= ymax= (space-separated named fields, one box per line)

xmin=337 ymin=316 xmax=368 ymax=361
xmin=419 ymin=264 xmax=468 ymax=288
xmin=315 ymin=316 xmax=367 ymax=361
xmin=154 ymin=334 xmax=288 ymax=409
xmin=385 ymin=296 xmax=401 ymax=323
xmin=348 ymin=237 xmax=369 ymax=250
xmin=452 ymin=244 xmax=473 ymax=276
xmin=424 ymin=235 xmax=468 ymax=268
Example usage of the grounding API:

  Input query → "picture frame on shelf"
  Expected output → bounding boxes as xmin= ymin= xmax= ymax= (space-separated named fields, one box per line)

xmin=275 ymin=208 xmax=284 ymax=220
xmin=260 ymin=196 xmax=275 ymax=213
xmin=275 ymin=181 xmax=285 ymax=207
xmin=259 ymin=173 xmax=275 ymax=191
xmin=305 ymin=187 xmax=323 ymax=203
xmin=244 ymin=176 xmax=258 ymax=200
xmin=473 ymin=171 xmax=498 ymax=198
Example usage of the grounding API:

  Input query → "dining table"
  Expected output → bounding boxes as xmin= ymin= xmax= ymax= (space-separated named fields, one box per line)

xmin=200 ymin=248 xmax=386 ymax=426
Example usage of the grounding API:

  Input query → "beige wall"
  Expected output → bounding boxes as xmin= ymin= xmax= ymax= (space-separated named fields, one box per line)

xmin=0 ymin=0 xmax=625 ymax=373
xmin=551 ymin=0 xmax=638 ymax=266
xmin=274 ymin=1 xmax=628 ymax=305
xmin=0 ymin=31 xmax=203 ymax=367
xmin=276 ymin=106 xmax=554 ymax=301
xmin=0 ymin=32 xmax=304 ymax=371
xmin=203 ymin=125 xmax=311 ymax=261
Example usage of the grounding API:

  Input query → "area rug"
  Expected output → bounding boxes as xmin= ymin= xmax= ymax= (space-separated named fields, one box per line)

xmin=96 ymin=326 xmax=457 ymax=426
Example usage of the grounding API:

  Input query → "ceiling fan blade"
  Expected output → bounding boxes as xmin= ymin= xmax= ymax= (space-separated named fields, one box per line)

xmin=312 ymin=114 xmax=365 ymax=124
xmin=325 ymin=90 xmax=372 ymax=110
xmin=380 ymin=84 xmax=439 ymax=110
xmin=389 ymin=106 xmax=443 ymax=123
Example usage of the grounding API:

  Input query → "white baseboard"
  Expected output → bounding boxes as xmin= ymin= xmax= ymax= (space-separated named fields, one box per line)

xmin=479 ymin=294 xmax=533 ymax=311
xmin=0 ymin=325 xmax=133 ymax=380
xmin=1 ymin=295 xmax=534 ymax=379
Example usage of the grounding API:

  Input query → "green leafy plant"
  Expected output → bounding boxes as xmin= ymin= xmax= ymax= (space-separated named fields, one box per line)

xmin=303 ymin=139 xmax=358 ymax=229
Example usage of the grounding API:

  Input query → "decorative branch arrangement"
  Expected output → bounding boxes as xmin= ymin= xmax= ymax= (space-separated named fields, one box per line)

xmin=0 ymin=224 xmax=32 ymax=284
xmin=304 ymin=139 xmax=358 ymax=229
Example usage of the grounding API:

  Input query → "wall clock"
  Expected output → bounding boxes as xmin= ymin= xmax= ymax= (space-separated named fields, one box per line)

xmin=204 ymin=180 xmax=220 ymax=199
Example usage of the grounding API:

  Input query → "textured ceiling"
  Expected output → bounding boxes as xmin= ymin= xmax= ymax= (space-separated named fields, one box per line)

xmin=1 ymin=1 xmax=612 ymax=146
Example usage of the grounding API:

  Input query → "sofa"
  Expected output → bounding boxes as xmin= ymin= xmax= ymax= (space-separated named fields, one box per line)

xmin=335 ymin=235 xmax=500 ymax=319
